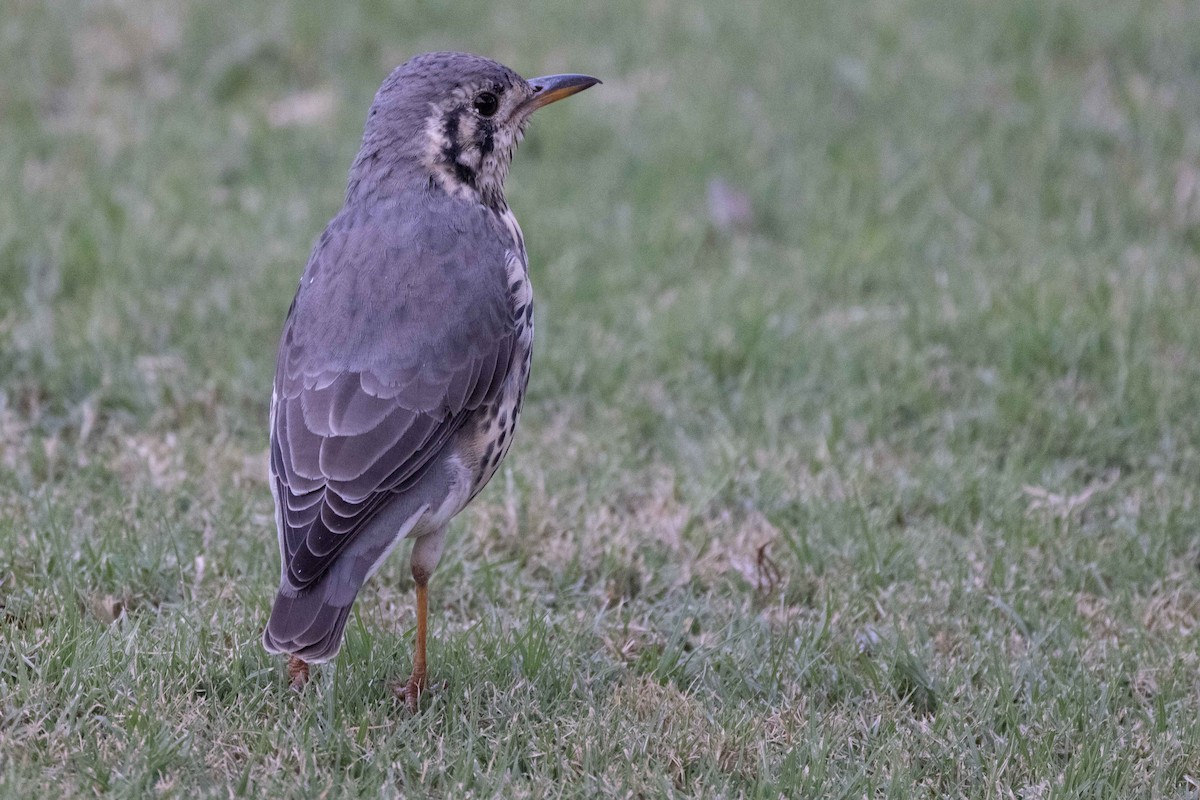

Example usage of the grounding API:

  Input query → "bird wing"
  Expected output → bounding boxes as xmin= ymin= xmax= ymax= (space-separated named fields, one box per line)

xmin=270 ymin=203 xmax=517 ymax=590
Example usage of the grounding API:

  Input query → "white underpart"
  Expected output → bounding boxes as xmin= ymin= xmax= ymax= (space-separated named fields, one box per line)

xmin=363 ymin=452 xmax=473 ymax=581
xmin=499 ymin=210 xmax=527 ymax=264
xmin=468 ymin=246 xmax=534 ymax=498
xmin=425 ymin=453 xmax=475 ymax=530
xmin=364 ymin=504 xmax=429 ymax=580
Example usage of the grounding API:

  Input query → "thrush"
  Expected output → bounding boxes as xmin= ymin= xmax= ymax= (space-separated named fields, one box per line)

xmin=261 ymin=52 xmax=598 ymax=710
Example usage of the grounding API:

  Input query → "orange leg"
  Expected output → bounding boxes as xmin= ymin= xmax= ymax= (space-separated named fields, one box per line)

xmin=398 ymin=577 xmax=429 ymax=712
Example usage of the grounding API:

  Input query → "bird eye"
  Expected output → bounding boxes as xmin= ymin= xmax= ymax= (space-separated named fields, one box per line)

xmin=473 ymin=91 xmax=499 ymax=117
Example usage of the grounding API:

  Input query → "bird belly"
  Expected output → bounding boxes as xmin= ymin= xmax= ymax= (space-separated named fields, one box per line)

xmin=461 ymin=243 xmax=534 ymax=499
xmin=465 ymin=342 xmax=531 ymax=500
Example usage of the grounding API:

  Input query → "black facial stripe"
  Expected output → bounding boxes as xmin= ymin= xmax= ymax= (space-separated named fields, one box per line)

xmin=480 ymin=123 xmax=494 ymax=158
xmin=452 ymin=158 xmax=475 ymax=186
xmin=441 ymin=111 xmax=460 ymax=164
xmin=440 ymin=110 xmax=476 ymax=187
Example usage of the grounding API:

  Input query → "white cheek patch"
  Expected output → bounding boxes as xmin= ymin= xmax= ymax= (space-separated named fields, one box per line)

xmin=457 ymin=145 xmax=482 ymax=173
xmin=455 ymin=114 xmax=482 ymax=170
xmin=420 ymin=87 xmax=528 ymax=206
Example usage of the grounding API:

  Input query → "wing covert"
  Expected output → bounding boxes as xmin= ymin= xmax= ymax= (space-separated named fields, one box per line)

xmin=270 ymin=200 xmax=519 ymax=589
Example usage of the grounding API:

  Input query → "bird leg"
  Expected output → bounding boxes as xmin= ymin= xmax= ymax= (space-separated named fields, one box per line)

xmin=393 ymin=531 xmax=446 ymax=712
xmin=287 ymin=655 xmax=309 ymax=690
xmin=396 ymin=574 xmax=429 ymax=713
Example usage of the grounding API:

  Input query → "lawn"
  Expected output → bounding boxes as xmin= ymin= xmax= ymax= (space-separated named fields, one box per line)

xmin=2 ymin=0 xmax=1200 ymax=796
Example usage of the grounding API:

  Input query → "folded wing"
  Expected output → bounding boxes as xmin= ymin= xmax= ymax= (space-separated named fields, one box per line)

xmin=269 ymin=203 xmax=516 ymax=590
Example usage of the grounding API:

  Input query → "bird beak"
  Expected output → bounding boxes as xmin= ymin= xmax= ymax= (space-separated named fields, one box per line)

xmin=524 ymin=73 xmax=601 ymax=111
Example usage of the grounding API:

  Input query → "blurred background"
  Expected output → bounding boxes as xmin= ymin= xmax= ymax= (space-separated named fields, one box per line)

xmin=2 ymin=0 xmax=1200 ymax=795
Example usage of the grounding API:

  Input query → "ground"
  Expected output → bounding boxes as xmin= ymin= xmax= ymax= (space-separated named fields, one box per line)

xmin=2 ymin=0 xmax=1200 ymax=797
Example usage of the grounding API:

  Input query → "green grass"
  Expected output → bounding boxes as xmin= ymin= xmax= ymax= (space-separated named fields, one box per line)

xmin=2 ymin=0 xmax=1200 ymax=796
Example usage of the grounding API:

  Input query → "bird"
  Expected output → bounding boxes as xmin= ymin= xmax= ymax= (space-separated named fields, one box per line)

xmin=261 ymin=52 xmax=598 ymax=711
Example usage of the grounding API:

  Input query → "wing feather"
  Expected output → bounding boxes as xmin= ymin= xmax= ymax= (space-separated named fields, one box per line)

xmin=270 ymin=197 xmax=518 ymax=590
xmin=317 ymin=404 xmax=422 ymax=481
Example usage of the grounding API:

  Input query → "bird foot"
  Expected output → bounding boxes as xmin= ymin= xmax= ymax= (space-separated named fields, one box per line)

xmin=287 ymin=656 xmax=310 ymax=691
xmin=391 ymin=674 xmax=447 ymax=713
xmin=392 ymin=672 xmax=426 ymax=713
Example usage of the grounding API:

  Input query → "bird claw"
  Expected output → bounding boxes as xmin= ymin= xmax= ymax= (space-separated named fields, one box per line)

xmin=396 ymin=678 xmax=423 ymax=714
xmin=391 ymin=675 xmax=448 ymax=713
xmin=287 ymin=656 xmax=310 ymax=691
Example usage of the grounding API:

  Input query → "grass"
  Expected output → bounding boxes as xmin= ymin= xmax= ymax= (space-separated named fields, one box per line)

xmin=2 ymin=0 xmax=1200 ymax=796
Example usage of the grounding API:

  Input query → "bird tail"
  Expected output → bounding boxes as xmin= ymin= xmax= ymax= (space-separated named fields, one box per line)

xmin=262 ymin=502 xmax=431 ymax=663
xmin=262 ymin=582 xmax=357 ymax=664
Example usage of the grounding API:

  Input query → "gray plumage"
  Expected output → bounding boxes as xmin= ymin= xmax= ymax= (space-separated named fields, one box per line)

xmin=261 ymin=52 xmax=598 ymax=672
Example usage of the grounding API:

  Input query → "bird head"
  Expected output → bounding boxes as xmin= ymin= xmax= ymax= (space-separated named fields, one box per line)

xmin=347 ymin=52 xmax=599 ymax=210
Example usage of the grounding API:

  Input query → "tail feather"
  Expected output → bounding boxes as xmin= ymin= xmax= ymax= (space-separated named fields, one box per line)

xmin=262 ymin=487 xmax=435 ymax=664
xmin=263 ymin=584 xmax=356 ymax=663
